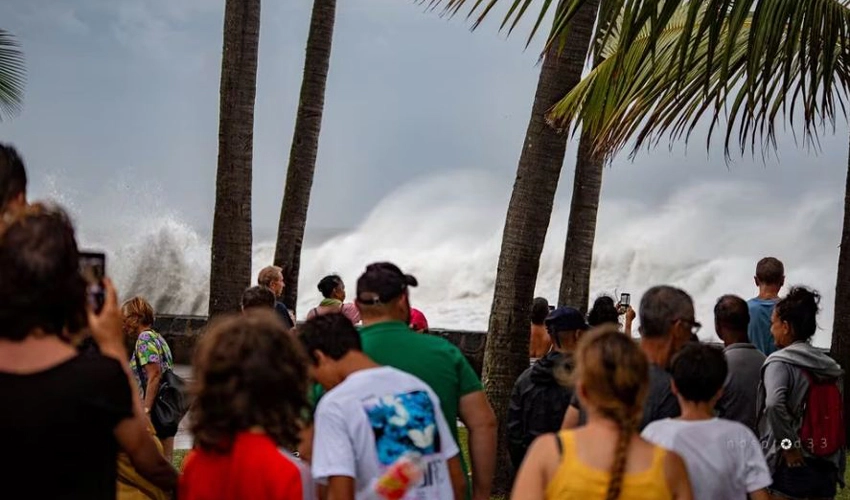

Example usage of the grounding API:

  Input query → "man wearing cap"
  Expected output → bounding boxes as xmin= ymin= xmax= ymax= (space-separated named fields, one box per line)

xmin=507 ymin=307 xmax=587 ymax=470
xmin=356 ymin=262 xmax=497 ymax=500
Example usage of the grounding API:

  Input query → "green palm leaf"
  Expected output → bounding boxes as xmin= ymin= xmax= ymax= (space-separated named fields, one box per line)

xmin=0 ymin=29 xmax=25 ymax=121
xmin=427 ymin=0 xmax=850 ymax=156
xmin=546 ymin=0 xmax=850 ymax=157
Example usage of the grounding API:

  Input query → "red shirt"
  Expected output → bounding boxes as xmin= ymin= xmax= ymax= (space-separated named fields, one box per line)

xmin=180 ymin=432 xmax=303 ymax=500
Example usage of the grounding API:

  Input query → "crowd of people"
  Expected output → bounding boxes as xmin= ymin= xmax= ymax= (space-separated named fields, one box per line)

xmin=0 ymin=137 xmax=847 ymax=500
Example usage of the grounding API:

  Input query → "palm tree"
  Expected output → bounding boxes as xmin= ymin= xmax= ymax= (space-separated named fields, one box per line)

xmin=0 ymin=29 xmax=25 ymax=120
xmin=481 ymin=0 xmax=600 ymax=492
xmin=208 ymin=0 xmax=262 ymax=316
xmin=274 ymin=0 xmax=338 ymax=314
xmin=547 ymin=0 xmax=850 ymax=441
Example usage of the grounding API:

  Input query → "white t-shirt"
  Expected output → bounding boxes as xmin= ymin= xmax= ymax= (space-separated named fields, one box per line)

xmin=312 ymin=366 xmax=460 ymax=500
xmin=642 ymin=417 xmax=772 ymax=500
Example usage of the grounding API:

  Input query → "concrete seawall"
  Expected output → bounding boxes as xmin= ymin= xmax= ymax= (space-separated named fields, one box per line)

xmin=148 ymin=314 xmax=488 ymax=376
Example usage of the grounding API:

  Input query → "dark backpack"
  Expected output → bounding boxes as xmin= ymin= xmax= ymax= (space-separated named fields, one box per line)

xmin=799 ymin=370 xmax=845 ymax=457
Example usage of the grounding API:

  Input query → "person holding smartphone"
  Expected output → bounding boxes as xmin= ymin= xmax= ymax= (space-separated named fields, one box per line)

xmin=0 ymin=204 xmax=177 ymax=500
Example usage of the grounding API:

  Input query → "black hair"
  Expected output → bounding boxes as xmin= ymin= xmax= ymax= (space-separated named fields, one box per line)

xmin=756 ymin=257 xmax=784 ymax=286
xmin=639 ymin=286 xmax=694 ymax=339
xmin=297 ymin=313 xmax=361 ymax=363
xmin=317 ymin=274 xmax=343 ymax=298
xmin=671 ymin=343 xmax=728 ymax=402
xmin=0 ymin=143 xmax=26 ymax=212
xmin=242 ymin=286 xmax=276 ymax=310
xmin=588 ymin=295 xmax=619 ymax=327
xmin=531 ymin=297 xmax=549 ymax=325
xmin=0 ymin=204 xmax=87 ymax=341
xmin=775 ymin=286 xmax=820 ymax=342
xmin=714 ymin=295 xmax=749 ymax=334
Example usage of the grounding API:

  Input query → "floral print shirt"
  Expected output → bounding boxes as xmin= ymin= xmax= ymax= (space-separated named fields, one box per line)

xmin=130 ymin=330 xmax=174 ymax=395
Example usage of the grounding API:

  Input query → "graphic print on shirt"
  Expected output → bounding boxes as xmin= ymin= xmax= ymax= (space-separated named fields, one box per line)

xmin=363 ymin=390 xmax=444 ymax=489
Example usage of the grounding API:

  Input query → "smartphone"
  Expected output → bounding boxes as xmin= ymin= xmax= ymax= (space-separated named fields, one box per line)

xmin=79 ymin=251 xmax=106 ymax=314
xmin=620 ymin=293 xmax=631 ymax=307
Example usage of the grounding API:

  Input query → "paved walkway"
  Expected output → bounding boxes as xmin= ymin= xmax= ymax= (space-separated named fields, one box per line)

xmin=173 ymin=365 xmax=192 ymax=450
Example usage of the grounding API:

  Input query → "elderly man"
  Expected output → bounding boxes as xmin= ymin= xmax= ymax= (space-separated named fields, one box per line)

xmin=257 ymin=266 xmax=295 ymax=329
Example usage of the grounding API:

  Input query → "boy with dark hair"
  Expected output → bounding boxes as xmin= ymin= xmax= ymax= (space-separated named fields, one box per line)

xmin=642 ymin=343 xmax=771 ymax=500
xmin=748 ymin=257 xmax=785 ymax=355
xmin=298 ymin=314 xmax=465 ymax=500
xmin=241 ymin=285 xmax=276 ymax=312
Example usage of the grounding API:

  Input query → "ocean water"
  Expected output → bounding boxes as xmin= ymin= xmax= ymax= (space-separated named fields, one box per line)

xmin=47 ymin=169 xmax=840 ymax=348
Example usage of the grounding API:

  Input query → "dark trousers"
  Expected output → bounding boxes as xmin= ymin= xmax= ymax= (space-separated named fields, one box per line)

xmin=769 ymin=457 xmax=838 ymax=500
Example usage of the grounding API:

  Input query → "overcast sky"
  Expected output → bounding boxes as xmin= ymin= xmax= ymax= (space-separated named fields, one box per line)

xmin=1 ymin=1 xmax=848 ymax=338
xmin=2 ymin=0 xmax=847 ymax=234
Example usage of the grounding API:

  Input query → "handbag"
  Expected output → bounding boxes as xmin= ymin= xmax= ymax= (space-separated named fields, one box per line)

xmin=133 ymin=339 xmax=189 ymax=437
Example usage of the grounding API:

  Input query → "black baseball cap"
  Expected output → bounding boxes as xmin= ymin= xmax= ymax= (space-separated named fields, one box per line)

xmin=356 ymin=262 xmax=419 ymax=305
xmin=545 ymin=306 xmax=590 ymax=333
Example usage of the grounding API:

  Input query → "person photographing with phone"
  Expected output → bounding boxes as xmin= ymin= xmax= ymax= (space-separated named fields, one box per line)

xmin=0 ymin=204 xmax=177 ymax=499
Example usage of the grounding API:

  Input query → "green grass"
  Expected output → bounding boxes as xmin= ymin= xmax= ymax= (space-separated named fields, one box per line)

xmin=172 ymin=449 xmax=188 ymax=470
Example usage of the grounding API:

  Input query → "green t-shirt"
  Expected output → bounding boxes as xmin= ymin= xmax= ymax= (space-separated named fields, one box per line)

xmin=360 ymin=321 xmax=482 ymax=496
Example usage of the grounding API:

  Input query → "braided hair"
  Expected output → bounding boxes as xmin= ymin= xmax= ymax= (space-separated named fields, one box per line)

xmin=575 ymin=326 xmax=649 ymax=500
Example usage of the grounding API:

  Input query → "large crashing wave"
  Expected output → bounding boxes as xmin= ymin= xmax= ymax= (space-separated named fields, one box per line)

xmin=54 ymin=169 xmax=839 ymax=347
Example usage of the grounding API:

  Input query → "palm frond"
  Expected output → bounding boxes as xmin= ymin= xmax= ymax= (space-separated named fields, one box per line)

xmin=425 ymin=0 xmax=850 ymax=155
xmin=547 ymin=0 xmax=850 ymax=158
xmin=0 ymin=30 xmax=25 ymax=121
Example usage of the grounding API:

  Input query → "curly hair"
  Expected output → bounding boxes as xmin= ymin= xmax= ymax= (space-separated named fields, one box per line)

xmin=775 ymin=286 xmax=821 ymax=342
xmin=0 ymin=203 xmax=87 ymax=341
xmin=190 ymin=310 xmax=309 ymax=453
xmin=575 ymin=325 xmax=649 ymax=500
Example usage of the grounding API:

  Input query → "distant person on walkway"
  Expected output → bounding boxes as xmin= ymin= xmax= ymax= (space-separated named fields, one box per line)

xmin=241 ymin=285 xmax=276 ymax=312
xmin=356 ymin=262 xmax=497 ymax=500
xmin=508 ymin=307 xmax=587 ymax=469
xmin=713 ymin=294 xmax=765 ymax=432
xmin=563 ymin=286 xmax=693 ymax=431
xmin=300 ymin=313 xmax=465 ymax=500
xmin=529 ymin=297 xmax=551 ymax=361
xmin=0 ymin=143 xmax=26 ymax=215
xmin=258 ymin=265 xmax=295 ymax=329
xmin=512 ymin=327 xmax=692 ymax=500
xmin=757 ymin=287 xmax=845 ymax=499
xmin=180 ymin=311 xmax=311 ymax=500
xmin=642 ymin=344 xmax=771 ymax=500
xmin=123 ymin=297 xmax=178 ymax=461
xmin=0 ymin=204 xmax=177 ymax=500
xmin=748 ymin=257 xmax=784 ymax=355
xmin=305 ymin=274 xmax=360 ymax=325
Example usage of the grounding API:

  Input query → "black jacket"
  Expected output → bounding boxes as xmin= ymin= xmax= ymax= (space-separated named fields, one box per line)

xmin=507 ymin=351 xmax=575 ymax=469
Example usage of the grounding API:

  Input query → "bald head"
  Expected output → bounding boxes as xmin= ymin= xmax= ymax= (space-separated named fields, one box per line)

xmin=714 ymin=294 xmax=750 ymax=345
xmin=639 ymin=285 xmax=694 ymax=338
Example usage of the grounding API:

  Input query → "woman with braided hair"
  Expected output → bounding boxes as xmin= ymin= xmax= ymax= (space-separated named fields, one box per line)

xmin=512 ymin=326 xmax=692 ymax=499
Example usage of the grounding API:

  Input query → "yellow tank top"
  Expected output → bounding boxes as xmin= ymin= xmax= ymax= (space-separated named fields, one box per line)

xmin=545 ymin=431 xmax=672 ymax=500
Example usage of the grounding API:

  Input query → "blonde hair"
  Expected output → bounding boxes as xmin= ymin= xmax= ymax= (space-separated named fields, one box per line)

xmin=257 ymin=266 xmax=282 ymax=287
xmin=575 ymin=325 xmax=649 ymax=500
xmin=122 ymin=296 xmax=155 ymax=332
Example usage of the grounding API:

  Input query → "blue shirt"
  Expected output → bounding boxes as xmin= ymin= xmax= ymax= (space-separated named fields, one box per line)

xmin=748 ymin=298 xmax=778 ymax=355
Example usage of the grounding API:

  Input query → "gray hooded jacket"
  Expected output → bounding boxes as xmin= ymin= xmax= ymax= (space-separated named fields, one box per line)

xmin=756 ymin=341 xmax=845 ymax=479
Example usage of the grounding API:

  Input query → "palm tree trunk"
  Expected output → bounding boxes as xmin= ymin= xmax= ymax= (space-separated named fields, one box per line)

xmin=208 ymin=0 xmax=261 ymax=317
xmin=273 ymin=0 xmax=337 ymax=314
xmin=482 ymin=0 xmax=600 ymax=493
xmin=830 ymin=133 xmax=850 ymax=442
xmin=557 ymin=129 xmax=605 ymax=312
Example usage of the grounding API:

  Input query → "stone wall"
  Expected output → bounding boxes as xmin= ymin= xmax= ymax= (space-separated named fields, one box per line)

xmin=151 ymin=314 xmax=489 ymax=375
